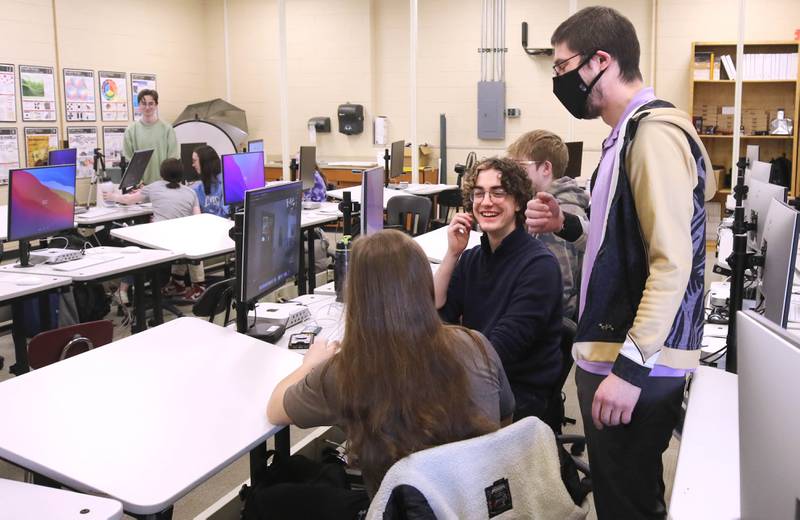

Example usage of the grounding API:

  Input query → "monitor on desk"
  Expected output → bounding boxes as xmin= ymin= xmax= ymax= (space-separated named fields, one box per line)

xmin=745 ymin=179 xmax=786 ymax=249
xmin=222 ymin=151 xmax=266 ymax=206
xmin=240 ymin=182 xmax=302 ymax=304
xmin=48 ymin=148 xmax=77 ymax=166
xmin=757 ymin=199 xmax=800 ymax=328
xmin=247 ymin=139 xmax=266 ymax=165
xmin=564 ymin=142 xmax=583 ymax=179
xmin=8 ymin=164 xmax=76 ymax=244
xmin=180 ymin=142 xmax=205 ymax=183
xmin=299 ymin=146 xmax=316 ymax=191
xmin=737 ymin=310 xmax=800 ymax=519
xmin=360 ymin=166 xmax=384 ymax=236
xmin=119 ymin=149 xmax=154 ymax=194
xmin=390 ymin=140 xmax=405 ymax=179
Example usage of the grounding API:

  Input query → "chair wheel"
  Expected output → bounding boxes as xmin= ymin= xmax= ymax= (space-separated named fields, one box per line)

xmin=570 ymin=442 xmax=585 ymax=456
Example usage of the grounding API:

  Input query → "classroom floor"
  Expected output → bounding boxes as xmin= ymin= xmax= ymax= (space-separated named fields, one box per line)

xmin=0 ymin=252 xmax=725 ymax=520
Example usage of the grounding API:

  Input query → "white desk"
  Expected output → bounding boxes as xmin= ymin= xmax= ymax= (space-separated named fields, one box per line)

xmin=669 ymin=366 xmax=740 ymax=520
xmin=111 ymin=213 xmax=235 ymax=260
xmin=301 ymin=202 xmax=342 ymax=228
xmin=0 ymin=317 xmax=302 ymax=517
xmin=0 ymin=477 xmax=123 ymax=519
xmin=328 ymin=184 xmax=457 ymax=208
xmin=75 ymin=204 xmax=153 ymax=226
xmin=413 ymin=225 xmax=482 ymax=263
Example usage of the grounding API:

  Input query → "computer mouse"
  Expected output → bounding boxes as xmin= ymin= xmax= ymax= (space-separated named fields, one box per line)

xmin=14 ymin=275 xmax=45 ymax=286
xmin=121 ymin=246 xmax=142 ymax=254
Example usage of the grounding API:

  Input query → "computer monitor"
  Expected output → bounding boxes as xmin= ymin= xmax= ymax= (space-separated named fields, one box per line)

xmin=745 ymin=179 xmax=786 ymax=248
xmin=48 ymin=148 xmax=77 ymax=166
xmin=180 ymin=142 xmax=205 ymax=183
xmin=737 ymin=310 xmax=800 ymax=519
xmin=360 ymin=166 xmax=384 ymax=236
xmin=757 ymin=199 xmax=800 ymax=328
xmin=240 ymin=182 xmax=302 ymax=304
xmin=8 ymin=164 xmax=77 ymax=266
xmin=299 ymin=146 xmax=316 ymax=191
xmin=119 ymin=149 xmax=154 ymax=194
xmin=247 ymin=139 xmax=266 ymax=165
xmin=390 ymin=140 xmax=405 ymax=179
xmin=221 ymin=151 xmax=266 ymax=206
xmin=564 ymin=142 xmax=583 ymax=179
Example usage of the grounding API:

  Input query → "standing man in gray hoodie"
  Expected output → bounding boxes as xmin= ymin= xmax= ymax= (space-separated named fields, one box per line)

xmin=508 ymin=130 xmax=589 ymax=321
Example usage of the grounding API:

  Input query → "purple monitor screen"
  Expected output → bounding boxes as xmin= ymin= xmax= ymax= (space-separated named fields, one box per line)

xmin=222 ymin=151 xmax=266 ymax=206
xmin=361 ymin=166 xmax=384 ymax=236
xmin=48 ymin=148 xmax=77 ymax=166
xmin=8 ymin=164 xmax=76 ymax=242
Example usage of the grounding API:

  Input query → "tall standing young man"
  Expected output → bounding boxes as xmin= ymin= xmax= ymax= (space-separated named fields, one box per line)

xmin=434 ymin=157 xmax=563 ymax=428
xmin=526 ymin=7 xmax=715 ymax=518
xmin=123 ymin=89 xmax=179 ymax=185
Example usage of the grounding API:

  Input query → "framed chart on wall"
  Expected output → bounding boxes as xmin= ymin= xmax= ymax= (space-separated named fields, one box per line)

xmin=102 ymin=126 xmax=126 ymax=167
xmin=131 ymin=73 xmax=157 ymax=121
xmin=0 ymin=64 xmax=16 ymax=122
xmin=19 ymin=65 xmax=57 ymax=122
xmin=24 ymin=127 xmax=58 ymax=167
xmin=0 ymin=128 xmax=20 ymax=183
xmin=98 ymin=71 xmax=129 ymax=122
xmin=67 ymin=127 xmax=98 ymax=178
xmin=63 ymin=68 xmax=97 ymax=122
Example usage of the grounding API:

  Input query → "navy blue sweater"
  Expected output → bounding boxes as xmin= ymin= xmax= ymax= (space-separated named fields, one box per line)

xmin=439 ymin=225 xmax=563 ymax=418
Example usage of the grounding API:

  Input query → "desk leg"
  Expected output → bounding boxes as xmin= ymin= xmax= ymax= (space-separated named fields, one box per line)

xmin=133 ymin=273 xmax=146 ymax=333
xmin=151 ymin=269 xmax=164 ymax=326
xmin=249 ymin=442 xmax=269 ymax=486
xmin=9 ymin=301 xmax=29 ymax=375
xmin=307 ymin=229 xmax=316 ymax=294
xmin=297 ymin=230 xmax=307 ymax=296
xmin=130 ymin=506 xmax=173 ymax=520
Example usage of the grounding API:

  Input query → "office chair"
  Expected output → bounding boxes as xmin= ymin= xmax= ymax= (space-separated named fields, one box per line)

xmin=366 ymin=417 xmax=588 ymax=519
xmin=27 ymin=320 xmax=114 ymax=369
xmin=429 ymin=188 xmax=463 ymax=230
xmin=385 ymin=195 xmax=432 ymax=236
xmin=191 ymin=277 xmax=235 ymax=324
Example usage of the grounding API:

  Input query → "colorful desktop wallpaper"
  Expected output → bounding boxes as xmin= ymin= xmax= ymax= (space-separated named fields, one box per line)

xmin=9 ymin=165 xmax=76 ymax=241
xmin=222 ymin=152 xmax=265 ymax=205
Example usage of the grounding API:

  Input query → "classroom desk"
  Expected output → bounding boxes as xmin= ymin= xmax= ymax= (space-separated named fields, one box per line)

xmin=299 ymin=202 xmax=342 ymax=294
xmin=668 ymin=366 xmax=740 ymax=520
xmin=327 ymin=184 xmax=457 ymax=208
xmin=0 ymin=204 xmax=154 ymax=241
xmin=0 ymin=477 xmax=124 ymax=520
xmin=0 ymin=246 xmax=183 ymax=340
xmin=413 ymin=225 xmax=483 ymax=263
xmin=111 ymin=214 xmax=235 ymax=260
xmin=0 ymin=271 xmax=73 ymax=375
xmin=0 ymin=317 xmax=302 ymax=519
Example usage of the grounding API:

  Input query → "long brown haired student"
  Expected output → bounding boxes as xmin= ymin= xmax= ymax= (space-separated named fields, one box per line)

xmin=267 ymin=230 xmax=514 ymax=496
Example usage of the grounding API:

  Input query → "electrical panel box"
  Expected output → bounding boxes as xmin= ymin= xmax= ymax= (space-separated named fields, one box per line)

xmin=477 ymin=81 xmax=506 ymax=140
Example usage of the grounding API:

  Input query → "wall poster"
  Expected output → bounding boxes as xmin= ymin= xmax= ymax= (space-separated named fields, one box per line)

xmin=63 ymin=68 xmax=97 ymax=122
xmin=19 ymin=65 xmax=57 ymax=121
xmin=98 ymin=71 xmax=128 ymax=121
xmin=0 ymin=128 xmax=20 ymax=182
xmin=67 ymin=126 xmax=98 ymax=178
xmin=102 ymin=126 xmax=126 ymax=167
xmin=24 ymin=127 xmax=58 ymax=167
xmin=0 ymin=64 xmax=16 ymax=122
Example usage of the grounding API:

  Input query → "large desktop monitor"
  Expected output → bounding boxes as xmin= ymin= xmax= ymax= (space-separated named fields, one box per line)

xmin=564 ymin=142 xmax=583 ymax=179
xmin=119 ymin=149 xmax=154 ymax=193
xmin=299 ymin=146 xmax=316 ymax=191
xmin=240 ymin=182 xmax=302 ymax=304
xmin=360 ymin=166 xmax=385 ymax=236
xmin=48 ymin=148 xmax=77 ymax=166
xmin=744 ymin=179 xmax=786 ymax=249
xmin=221 ymin=151 xmax=266 ymax=206
xmin=737 ymin=310 xmax=800 ymax=519
xmin=180 ymin=142 xmax=205 ymax=183
xmin=390 ymin=140 xmax=405 ymax=179
xmin=7 ymin=164 xmax=77 ymax=265
xmin=757 ymin=198 xmax=800 ymax=327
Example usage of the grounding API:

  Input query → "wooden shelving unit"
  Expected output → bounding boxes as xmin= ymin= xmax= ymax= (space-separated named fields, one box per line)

xmin=690 ymin=41 xmax=800 ymax=196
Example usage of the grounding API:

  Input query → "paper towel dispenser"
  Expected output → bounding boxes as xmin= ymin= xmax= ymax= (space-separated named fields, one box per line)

xmin=308 ymin=117 xmax=331 ymax=132
xmin=338 ymin=103 xmax=364 ymax=135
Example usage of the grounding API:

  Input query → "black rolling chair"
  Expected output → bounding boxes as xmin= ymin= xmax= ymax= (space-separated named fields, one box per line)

xmin=192 ymin=277 xmax=235 ymax=324
xmin=429 ymin=188 xmax=463 ymax=229
xmin=385 ymin=194 xmax=432 ymax=236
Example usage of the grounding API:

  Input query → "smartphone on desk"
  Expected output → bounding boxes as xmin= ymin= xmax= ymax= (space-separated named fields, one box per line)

xmin=288 ymin=332 xmax=315 ymax=350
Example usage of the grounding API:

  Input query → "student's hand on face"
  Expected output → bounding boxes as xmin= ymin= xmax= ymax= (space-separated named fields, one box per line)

xmin=447 ymin=212 xmax=473 ymax=255
xmin=525 ymin=192 xmax=564 ymax=234
xmin=591 ymin=372 xmax=642 ymax=430
xmin=302 ymin=337 xmax=338 ymax=368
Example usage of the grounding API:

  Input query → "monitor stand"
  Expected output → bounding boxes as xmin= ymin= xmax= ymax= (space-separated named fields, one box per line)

xmin=14 ymin=240 xmax=33 ymax=268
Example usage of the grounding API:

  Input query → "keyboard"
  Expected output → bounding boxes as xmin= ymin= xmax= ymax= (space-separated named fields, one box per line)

xmin=51 ymin=255 xmax=122 ymax=272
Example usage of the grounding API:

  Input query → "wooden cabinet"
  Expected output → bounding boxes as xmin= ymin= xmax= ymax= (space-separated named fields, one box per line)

xmin=690 ymin=41 xmax=799 ymax=195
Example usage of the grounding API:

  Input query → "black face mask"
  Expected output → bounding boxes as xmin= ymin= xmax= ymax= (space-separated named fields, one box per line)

xmin=552 ymin=54 xmax=606 ymax=119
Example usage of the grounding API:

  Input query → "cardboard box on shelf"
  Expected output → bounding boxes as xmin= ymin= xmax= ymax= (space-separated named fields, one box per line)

xmin=403 ymin=145 xmax=434 ymax=168
xmin=717 ymin=114 xmax=734 ymax=134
